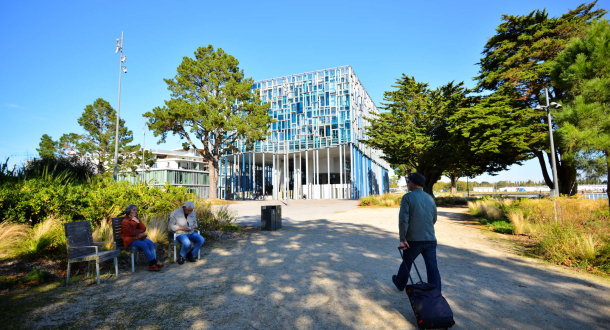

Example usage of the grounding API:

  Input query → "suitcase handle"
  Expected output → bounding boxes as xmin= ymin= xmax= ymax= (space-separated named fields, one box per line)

xmin=398 ymin=247 xmax=424 ymax=285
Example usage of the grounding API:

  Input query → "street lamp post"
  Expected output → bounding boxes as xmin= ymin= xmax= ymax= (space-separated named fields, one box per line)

xmin=142 ymin=125 xmax=145 ymax=169
xmin=535 ymin=88 xmax=562 ymax=221
xmin=113 ymin=32 xmax=127 ymax=181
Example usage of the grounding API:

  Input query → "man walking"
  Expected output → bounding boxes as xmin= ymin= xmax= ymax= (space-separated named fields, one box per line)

xmin=392 ymin=173 xmax=442 ymax=291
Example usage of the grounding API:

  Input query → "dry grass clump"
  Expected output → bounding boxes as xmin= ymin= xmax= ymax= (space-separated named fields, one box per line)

xmin=92 ymin=219 xmax=116 ymax=250
xmin=21 ymin=216 xmax=65 ymax=257
xmin=140 ymin=214 xmax=168 ymax=245
xmin=0 ymin=221 xmax=30 ymax=257
xmin=480 ymin=202 xmax=502 ymax=220
xmin=506 ymin=209 xmax=525 ymax=235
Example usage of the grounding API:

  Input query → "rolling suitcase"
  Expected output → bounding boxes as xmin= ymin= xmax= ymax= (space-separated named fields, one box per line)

xmin=399 ymin=247 xmax=455 ymax=329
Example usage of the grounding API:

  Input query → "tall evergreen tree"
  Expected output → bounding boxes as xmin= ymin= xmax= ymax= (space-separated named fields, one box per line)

xmin=144 ymin=45 xmax=272 ymax=199
xmin=552 ymin=19 xmax=610 ymax=202
xmin=78 ymin=98 xmax=142 ymax=175
xmin=474 ymin=2 xmax=606 ymax=195
xmin=37 ymin=134 xmax=58 ymax=159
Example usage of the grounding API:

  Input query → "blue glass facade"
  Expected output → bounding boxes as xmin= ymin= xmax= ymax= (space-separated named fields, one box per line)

xmin=219 ymin=66 xmax=390 ymax=200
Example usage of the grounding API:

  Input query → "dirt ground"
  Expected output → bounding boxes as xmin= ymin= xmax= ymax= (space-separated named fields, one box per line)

xmin=3 ymin=205 xmax=610 ymax=329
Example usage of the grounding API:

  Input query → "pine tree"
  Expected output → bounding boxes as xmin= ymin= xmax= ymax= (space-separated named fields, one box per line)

xmin=474 ymin=1 xmax=606 ymax=195
xmin=552 ymin=19 xmax=610 ymax=203
xmin=144 ymin=45 xmax=272 ymax=199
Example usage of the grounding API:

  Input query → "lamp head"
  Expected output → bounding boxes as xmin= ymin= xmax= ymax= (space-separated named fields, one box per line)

xmin=535 ymin=105 xmax=544 ymax=111
xmin=550 ymin=102 xmax=562 ymax=109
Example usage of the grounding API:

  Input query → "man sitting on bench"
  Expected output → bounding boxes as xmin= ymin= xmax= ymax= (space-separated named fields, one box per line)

xmin=168 ymin=201 xmax=205 ymax=264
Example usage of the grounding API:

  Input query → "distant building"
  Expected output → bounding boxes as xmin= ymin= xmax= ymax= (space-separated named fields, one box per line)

xmin=473 ymin=187 xmax=495 ymax=192
xmin=118 ymin=148 xmax=210 ymax=198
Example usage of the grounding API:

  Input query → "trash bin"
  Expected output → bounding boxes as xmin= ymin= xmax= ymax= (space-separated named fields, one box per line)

xmin=261 ymin=205 xmax=282 ymax=231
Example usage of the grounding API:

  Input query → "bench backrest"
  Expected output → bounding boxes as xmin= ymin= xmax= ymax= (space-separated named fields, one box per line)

xmin=64 ymin=221 xmax=95 ymax=259
xmin=111 ymin=217 xmax=126 ymax=249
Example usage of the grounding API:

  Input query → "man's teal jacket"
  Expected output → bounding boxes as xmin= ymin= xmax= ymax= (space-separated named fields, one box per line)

xmin=399 ymin=188 xmax=437 ymax=242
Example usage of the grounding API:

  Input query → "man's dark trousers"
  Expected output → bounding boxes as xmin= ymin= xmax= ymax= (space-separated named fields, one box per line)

xmin=395 ymin=240 xmax=441 ymax=291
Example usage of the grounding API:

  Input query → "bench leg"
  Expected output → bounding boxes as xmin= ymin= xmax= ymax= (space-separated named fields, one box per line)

xmin=87 ymin=261 xmax=91 ymax=276
xmin=174 ymin=243 xmax=177 ymax=263
xmin=67 ymin=262 xmax=71 ymax=284
xmin=96 ymin=261 xmax=100 ymax=285
xmin=131 ymin=253 xmax=135 ymax=273
xmin=114 ymin=257 xmax=118 ymax=278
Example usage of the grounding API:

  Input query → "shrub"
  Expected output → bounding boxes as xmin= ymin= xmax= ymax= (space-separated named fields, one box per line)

xmin=359 ymin=194 xmax=403 ymax=207
xmin=360 ymin=196 xmax=380 ymax=206
xmin=489 ymin=220 xmax=514 ymax=234
xmin=435 ymin=196 xmax=478 ymax=206
xmin=24 ymin=268 xmax=52 ymax=284
xmin=23 ymin=157 xmax=96 ymax=183
xmin=0 ymin=221 xmax=29 ymax=258
xmin=194 ymin=202 xmax=237 ymax=233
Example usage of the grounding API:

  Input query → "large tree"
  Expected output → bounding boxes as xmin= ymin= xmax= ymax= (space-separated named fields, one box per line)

xmin=36 ymin=98 xmax=149 ymax=175
xmin=78 ymin=98 xmax=144 ymax=175
xmin=365 ymin=75 xmax=535 ymax=195
xmin=552 ymin=19 xmax=610 ymax=203
xmin=144 ymin=45 xmax=272 ymax=199
xmin=474 ymin=1 xmax=606 ymax=195
xmin=37 ymin=134 xmax=58 ymax=159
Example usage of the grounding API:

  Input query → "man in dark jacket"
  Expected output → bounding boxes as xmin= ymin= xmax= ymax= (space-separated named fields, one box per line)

xmin=392 ymin=173 xmax=442 ymax=291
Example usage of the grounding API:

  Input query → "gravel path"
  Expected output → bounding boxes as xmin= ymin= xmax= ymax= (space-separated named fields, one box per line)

xmin=11 ymin=205 xmax=610 ymax=329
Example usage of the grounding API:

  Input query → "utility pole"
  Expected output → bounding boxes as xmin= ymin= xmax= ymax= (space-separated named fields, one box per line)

xmin=113 ymin=31 xmax=127 ymax=181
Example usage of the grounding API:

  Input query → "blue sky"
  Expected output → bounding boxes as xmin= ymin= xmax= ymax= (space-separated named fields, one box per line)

xmin=1 ymin=0 xmax=607 ymax=182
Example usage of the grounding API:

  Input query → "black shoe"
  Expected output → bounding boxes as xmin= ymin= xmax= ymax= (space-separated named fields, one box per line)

xmin=392 ymin=275 xmax=404 ymax=292
xmin=186 ymin=252 xmax=197 ymax=263
xmin=177 ymin=256 xmax=185 ymax=265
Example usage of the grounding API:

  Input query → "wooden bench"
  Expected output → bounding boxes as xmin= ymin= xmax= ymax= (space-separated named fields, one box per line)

xmin=112 ymin=217 xmax=158 ymax=272
xmin=64 ymin=221 xmax=119 ymax=285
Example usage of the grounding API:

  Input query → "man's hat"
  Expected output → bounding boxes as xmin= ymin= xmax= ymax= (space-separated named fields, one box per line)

xmin=407 ymin=173 xmax=425 ymax=187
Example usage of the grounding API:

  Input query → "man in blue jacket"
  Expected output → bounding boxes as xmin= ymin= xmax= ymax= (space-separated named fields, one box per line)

xmin=392 ymin=173 xmax=442 ymax=291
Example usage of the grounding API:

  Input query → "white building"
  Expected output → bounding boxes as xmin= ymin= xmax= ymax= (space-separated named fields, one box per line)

xmin=119 ymin=148 xmax=210 ymax=198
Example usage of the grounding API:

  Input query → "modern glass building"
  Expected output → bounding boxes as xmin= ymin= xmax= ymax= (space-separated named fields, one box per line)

xmin=218 ymin=65 xmax=390 ymax=200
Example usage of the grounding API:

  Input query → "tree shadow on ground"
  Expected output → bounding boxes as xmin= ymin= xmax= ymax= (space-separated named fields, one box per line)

xmin=5 ymin=213 xmax=610 ymax=330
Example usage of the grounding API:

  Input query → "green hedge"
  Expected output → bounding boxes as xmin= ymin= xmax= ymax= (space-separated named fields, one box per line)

xmin=0 ymin=177 xmax=193 ymax=225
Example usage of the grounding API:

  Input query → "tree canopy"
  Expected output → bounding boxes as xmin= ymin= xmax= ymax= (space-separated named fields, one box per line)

xmin=473 ymin=1 xmax=606 ymax=195
xmin=144 ymin=45 xmax=272 ymax=199
xmin=36 ymin=98 xmax=150 ymax=175
xmin=552 ymin=19 xmax=610 ymax=202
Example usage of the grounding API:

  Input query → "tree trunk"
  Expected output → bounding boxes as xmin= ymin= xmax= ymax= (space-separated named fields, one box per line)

xmin=449 ymin=172 xmax=458 ymax=195
xmin=535 ymin=149 xmax=578 ymax=196
xmin=208 ymin=156 xmax=219 ymax=199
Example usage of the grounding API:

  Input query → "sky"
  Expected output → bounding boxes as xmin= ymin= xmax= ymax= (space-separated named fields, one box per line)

xmin=1 ymin=0 xmax=608 ymax=183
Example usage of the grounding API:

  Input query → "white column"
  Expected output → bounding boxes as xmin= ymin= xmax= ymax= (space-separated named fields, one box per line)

xmin=316 ymin=149 xmax=320 ymax=199
xmin=272 ymin=152 xmax=276 ymax=200
xmin=340 ymin=145 xmax=343 ymax=199
xmin=293 ymin=151 xmax=297 ymax=199
xmin=262 ymin=152 xmax=265 ymax=199
xmin=284 ymin=151 xmax=288 ymax=200
xmin=306 ymin=150 xmax=309 ymax=200
xmin=299 ymin=151 xmax=302 ymax=200
xmin=350 ymin=144 xmax=354 ymax=199
xmin=327 ymin=147 xmax=330 ymax=199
